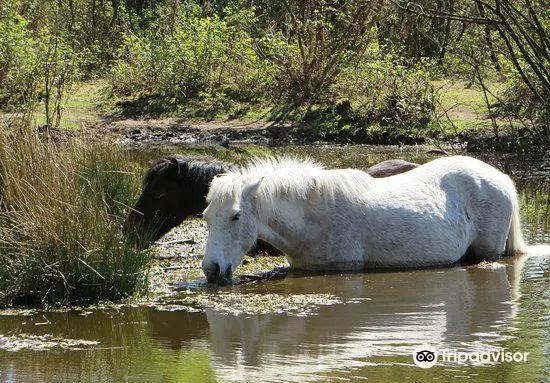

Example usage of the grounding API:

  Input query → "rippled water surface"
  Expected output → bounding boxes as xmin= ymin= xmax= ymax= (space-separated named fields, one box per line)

xmin=1 ymin=146 xmax=548 ymax=382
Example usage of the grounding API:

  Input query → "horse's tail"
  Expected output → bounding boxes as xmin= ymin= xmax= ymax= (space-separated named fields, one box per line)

xmin=505 ymin=192 xmax=527 ymax=256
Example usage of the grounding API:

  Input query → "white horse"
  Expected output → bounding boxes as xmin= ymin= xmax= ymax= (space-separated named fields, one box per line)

xmin=201 ymin=156 xmax=526 ymax=283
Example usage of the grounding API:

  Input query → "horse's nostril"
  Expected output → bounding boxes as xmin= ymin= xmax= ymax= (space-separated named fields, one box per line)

xmin=204 ymin=262 xmax=221 ymax=283
xmin=222 ymin=264 xmax=232 ymax=280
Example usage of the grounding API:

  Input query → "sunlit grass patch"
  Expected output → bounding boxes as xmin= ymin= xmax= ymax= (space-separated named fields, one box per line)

xmin=434 ymin=80 xmax=507 ymax=122
xmin=33 ymin=80 xmax=109 ymax=130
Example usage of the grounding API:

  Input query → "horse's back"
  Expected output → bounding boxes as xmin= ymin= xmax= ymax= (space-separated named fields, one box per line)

xmin=353 ymin=156 xmax=519 ymax=267
xmin=376 ymin=156 xmax=514 ymax=194
xmin=366 ymin=159 xmax=419 ymax=178
xmin=373 ymin=156 xmax=518 ymax=227
xmin=384 ymin=156 xmax=502 ymax=178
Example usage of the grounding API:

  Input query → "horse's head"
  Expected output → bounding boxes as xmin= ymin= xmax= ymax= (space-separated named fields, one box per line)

xmin=202 ymin=177 xmax=263 ymax=284
xmin=124 ymin=156 xmax=200 ymax=248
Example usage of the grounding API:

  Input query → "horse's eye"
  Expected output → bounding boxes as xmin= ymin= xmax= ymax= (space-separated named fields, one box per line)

xmin=231 ymin=213 xmax=241 ymax=221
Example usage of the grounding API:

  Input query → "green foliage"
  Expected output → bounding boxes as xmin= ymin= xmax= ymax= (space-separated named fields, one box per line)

xmin=267 ymin=49 xmax=437 ymax=143
xmin=110 ymin=3 xmax=273 ymax=117
xmin=0 ymin=4 xmax=38 ymax=109
xmin=335 ymin=54 xmax=436 ymax=127
xmin=38 ymin=33 xmax=80 ymax=126
xmin=0 ymin=1 xmax=81 ymax=127
xmin=0 ymin=0 xmax=548 ymax=142
xmin=499 ymin=69 xmax=550 ymax=125
xmin=392 ymin=0 xmax=550 ymax=128
xmin=107 ymin=0 xmax=435 ymax=131
xmin=251 ymin=0 xmax=383 ymax=106
xmin=376 ymin=0 xmax=454 ymax=63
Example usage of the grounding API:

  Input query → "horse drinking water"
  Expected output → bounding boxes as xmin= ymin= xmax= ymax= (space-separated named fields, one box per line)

xmin=124 ymin=156 xmax=231 ymax=248
xmin=202 ymin=156 xmax=525 ymax=283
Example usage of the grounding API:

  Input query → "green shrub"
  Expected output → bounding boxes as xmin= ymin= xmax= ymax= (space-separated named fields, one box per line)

xmin=276 ymin=51 xmax=437 ymax=143
xmin=0 ymin=9 xmax=38 ymax=109
xmin=109 ymin=3 xmax=435 ymax=132
xmin=110 ymin=4 xmax=273 ymax=117
xmin=334 ymin=54 xmax=436 ymax=128
xmin=499 ymin=73 xmax=550 ymax=125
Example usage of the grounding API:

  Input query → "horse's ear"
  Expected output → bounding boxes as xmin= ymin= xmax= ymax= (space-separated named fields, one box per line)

xmin=168 ymin=158 xmax=187 ymax=176
xmin=242 ymin=177 xmax=263 ymax=200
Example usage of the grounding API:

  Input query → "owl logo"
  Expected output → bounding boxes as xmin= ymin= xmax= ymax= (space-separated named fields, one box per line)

xmin=413 ymin=345 xmax=438 ymax=368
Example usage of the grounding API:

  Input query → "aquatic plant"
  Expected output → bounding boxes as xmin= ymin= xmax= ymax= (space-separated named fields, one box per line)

xmin=0 ymin=125 xmax=149 ymax=307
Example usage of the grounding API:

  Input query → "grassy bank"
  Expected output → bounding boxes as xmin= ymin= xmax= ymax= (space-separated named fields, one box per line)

xmin=4 ymin=78 xmax=522 ymax=146
xmin=0 ymin=125 xmax=149 ymax=307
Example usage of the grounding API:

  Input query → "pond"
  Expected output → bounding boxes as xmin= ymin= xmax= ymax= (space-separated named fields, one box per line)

xmin=1 ymin=145 xmax=548 ymax=382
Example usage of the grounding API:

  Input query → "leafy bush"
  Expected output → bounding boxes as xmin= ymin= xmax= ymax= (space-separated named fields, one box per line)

xmin=249 ymin=0 xmax=383 ymax=107
xmin=110 ymin=4 xmax=274 ymax=117
xmin=0 ymin=9 xmax=38 ymax=109
xmin=277 ymin=51 xmax=437 ymax=143
xmin=109 ymin=2 xmax=435 ymax=132
xmin=335 ymin=54 xmax=436 ymax=127
xmin=499 ymin=72 xmax=550 ymax=124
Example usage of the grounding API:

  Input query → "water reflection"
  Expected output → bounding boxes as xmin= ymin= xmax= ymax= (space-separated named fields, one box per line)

xmin=199 ymin=254 xmax=541 ymax=382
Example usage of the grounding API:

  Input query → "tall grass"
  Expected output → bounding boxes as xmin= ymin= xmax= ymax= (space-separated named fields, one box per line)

xmin=0 ymin=126 xmax=149 ymax=307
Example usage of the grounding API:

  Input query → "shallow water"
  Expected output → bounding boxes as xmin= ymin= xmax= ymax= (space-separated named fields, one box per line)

xmin=1 ymin=146 xmax=549 ymax=382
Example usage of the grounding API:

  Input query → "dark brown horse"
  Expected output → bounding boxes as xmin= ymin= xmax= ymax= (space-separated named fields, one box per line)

xmin=124 ymin=156 xmax=232 ymax=248
xmin=124 ymin=156 xmax=419 ymax=249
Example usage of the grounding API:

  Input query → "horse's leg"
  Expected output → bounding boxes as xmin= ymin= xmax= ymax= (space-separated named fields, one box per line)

xmin=469 ymin=203 xmax=512 ymax=261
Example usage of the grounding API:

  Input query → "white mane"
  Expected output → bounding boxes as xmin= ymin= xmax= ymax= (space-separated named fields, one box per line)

xmin=206 ymin=156 xmax=372 ymax=219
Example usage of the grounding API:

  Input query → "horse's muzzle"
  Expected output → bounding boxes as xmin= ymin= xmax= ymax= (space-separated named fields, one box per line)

xmin=203 ymin=262 xmax=232 ymax=284
xmin=122 ymin=215 xmax=150 ymax=249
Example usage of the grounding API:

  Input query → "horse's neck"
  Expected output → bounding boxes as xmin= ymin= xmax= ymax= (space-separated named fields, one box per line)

xmin=171 ymin=165 xmax=226 ymax=224
xmin=255 ymin=195 xmax=312 ymax=255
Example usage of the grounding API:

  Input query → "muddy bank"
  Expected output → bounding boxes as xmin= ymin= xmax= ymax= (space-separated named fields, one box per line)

xmin=102 ymin=117 xmax=455 ymax=148
xmin=100 ymin=117 xmax=550 ymax=155
xmin=104 ymin=118 xmax=294 ymax=148
xmin=29 ymin=114 xmax=542 ymax=154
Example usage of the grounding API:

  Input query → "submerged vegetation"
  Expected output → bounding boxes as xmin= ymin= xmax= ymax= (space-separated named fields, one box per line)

xmin=0 ymin=125 xmax=148 ymax=307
